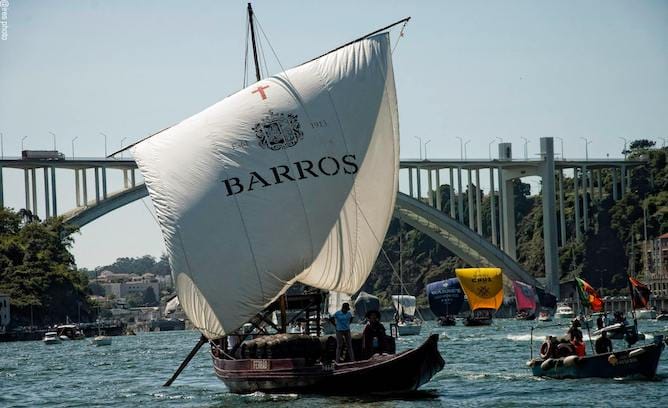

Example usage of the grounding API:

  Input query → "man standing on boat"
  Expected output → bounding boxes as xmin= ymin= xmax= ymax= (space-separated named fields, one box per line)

xmin=332 ymin=302 xmax=355 ymax=363
xmin=595 ymin=331 xmax=613 ymax=354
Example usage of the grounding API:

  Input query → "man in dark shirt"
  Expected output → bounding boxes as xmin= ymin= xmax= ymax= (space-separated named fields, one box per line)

xmin=595 ymin=331 xmax=613 ymax=354
xmin=362 ymin=310 xmax=386 ymax=358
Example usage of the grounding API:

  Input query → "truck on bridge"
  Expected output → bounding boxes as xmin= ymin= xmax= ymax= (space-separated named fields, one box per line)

xmin=21 ymin=150 xmax=65 ymax=160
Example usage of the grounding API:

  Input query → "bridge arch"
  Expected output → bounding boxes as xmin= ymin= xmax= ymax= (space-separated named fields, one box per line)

xmin=64 ymin=185 xmax=539 ymax=287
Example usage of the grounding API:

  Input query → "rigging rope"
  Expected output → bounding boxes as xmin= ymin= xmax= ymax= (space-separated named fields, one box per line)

xmin=391 ymin=20 xmax=408 ymax=54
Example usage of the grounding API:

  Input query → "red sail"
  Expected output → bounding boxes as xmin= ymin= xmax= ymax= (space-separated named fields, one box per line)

xmin=629 ymin=277 xmax=651 ymax=309
xmin=512 ymin=281 xmax=536 ymax=313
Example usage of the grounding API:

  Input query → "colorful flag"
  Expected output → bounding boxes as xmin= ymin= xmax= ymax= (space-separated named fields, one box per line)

xmin=629 ymin=276 xmax=651 ymax=309
xmin=575 ymin=277 xmax=603 ymax=312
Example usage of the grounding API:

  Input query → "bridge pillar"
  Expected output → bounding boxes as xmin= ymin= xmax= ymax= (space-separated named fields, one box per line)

xmin=131 ymin=169 xmax=136 ymax=187
xmin=82 ymin=169 xmax=88 ymax=207
xmin=457 ymin=167 xmax=464 ymax=224
xmin=625 ymin=165 xmax=631 ymax=193
xmin=497 ymin=166 xmax=505 ymax=251
xmin=0 ymin=166 xmax=3 ymax=208
xmin=94 ymin=167 xmax=101 ymax=204
xmin=582 ymin=166 xmax=589 ymax=232
xmin=30 ymin=168 xmax=37 ymax=216
xmin=467 ymin=169 xmax=474 ymax=230
xmin=449 ymin=168 xmax=455 ymax=218
xmin=427 ymin=168 xmax=434 ymax=207
xmin=475 ymin=169 xmax=482 ymax=234
xmin=596 ymin=170 xmax=602 ymax=201
xmin=489 ymin=168 xmax=497 ymax=246
xmin=620 ymin=166 xmax=626 ymax=197
xmin=435 ymin=169 xmax=442 ymax=210
xmin=50 ymin=166 xmax=57 ymax=216
xmin=43 ymin=168 xmax=50 ymax=218
xmin=416 ymin=166 xmax=422 ymax=200
xmin=123 ymin=170 xmax=129 ymax=189
xmin=541 ymin=137 xmax=560 ymax=299
xmin=408 ymin=167 xmax=414 ymax=197
xmin=612 ymin=168 xmax=618 ymax=200
xmin=23 ymin=170 xmax=30 ymax=211
xmin=588 ymin=168 xmax=594 ymax=202
xmin=574 ymin=168 xmax=582 ymax=240
xmin=75 ymin=169 xmax=81 ymax=207
xmin=558 ymin=169 xmax=566 ymax=247
xmin=501 ymin=175 xmax=516 ymax=259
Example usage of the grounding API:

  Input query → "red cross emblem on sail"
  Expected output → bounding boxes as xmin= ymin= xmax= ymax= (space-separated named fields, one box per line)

xmin=252 ymin=85 xmax=270 ymax=100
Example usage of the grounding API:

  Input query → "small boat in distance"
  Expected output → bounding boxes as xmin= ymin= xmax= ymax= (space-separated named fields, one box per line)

xmin=554 ymin=303 xmax=575 ymax=320
xmin=426 ymin=278 xmax=464 ymax=326
xmin=43 ymin=332 xmax=62 ymax=345
xmin=391 ymin=295 xmax=422 ymax=336
xmin=538 ymin=310 xmax=552 ymax=322
xmin=353 ymin=291 xmax=380 ymax=322
xmin=92 ymin=334 xmax=112 ymax=346
xmin=636 ymin=308 xmax=657 ymax=320
xmin=56 ymin=324 xmax=85 ymax=340
xmin=456 ymin=268 xmax=503 ymax=326
xmin=513 ymin=281 xmax=537 ymax=320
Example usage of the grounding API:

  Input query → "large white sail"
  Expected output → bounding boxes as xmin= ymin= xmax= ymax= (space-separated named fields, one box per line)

xmin=132 ymin=33 xmax=399 ymax=338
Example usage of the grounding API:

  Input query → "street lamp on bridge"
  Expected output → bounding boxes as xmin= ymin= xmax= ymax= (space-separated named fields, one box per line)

xmin=456 ymin=136 xmax=465 ymax=160
xmin=100 ymin=132 xmax=108 ymax=157
xmin=49 ymin=131 xmax=57 ymax=150
xmin=521 ymin=137 xmax=529 ymax=159
xmin=424 ymin=139 xmax=431 ymax=160
xmin=120 ymin=137 xmax=128 ymax=158
xmin=464 ymin=140 xmax=471 ymax=159
xmin=413 ymin=136 xmax=422 ymax=160
xmin=488 ymin=137 xmax=502 ymax=159
xmin=71 ymin=136 xmax=79 ymax=158
xmin=555 ymin=137 xmax=564 ymax=159
xmin=579 ymin=137 xmax=592 ymax=161
xmin=21 ymin=135 xmax=28 ymax=152
xmin=618 ymin=137 xmax=628 ymax=159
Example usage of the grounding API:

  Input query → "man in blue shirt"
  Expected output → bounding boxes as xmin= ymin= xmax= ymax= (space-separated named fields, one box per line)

xmin=332 ymin=302 xmax=355 ymax=362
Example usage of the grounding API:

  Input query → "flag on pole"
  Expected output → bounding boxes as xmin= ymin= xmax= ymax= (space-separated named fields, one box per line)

xmin=628 ymin=276 xmax=651 ymax=309
xmin=575 ymin=277 xmax=603 ymax=312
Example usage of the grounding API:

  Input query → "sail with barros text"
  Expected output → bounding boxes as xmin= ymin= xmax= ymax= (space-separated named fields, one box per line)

xmin=132 ymin=33 xmax=399 ymax=339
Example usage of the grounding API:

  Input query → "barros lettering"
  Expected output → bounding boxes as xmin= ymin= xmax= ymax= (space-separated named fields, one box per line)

xmin=472 ymin=277 xmax=492 ymax=283
xmin=223 ymin=154 xmax=359 ymax=196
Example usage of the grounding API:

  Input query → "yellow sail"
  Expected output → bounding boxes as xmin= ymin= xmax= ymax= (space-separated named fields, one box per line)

xmin=455 ymin=268 xmax=503 ymax=312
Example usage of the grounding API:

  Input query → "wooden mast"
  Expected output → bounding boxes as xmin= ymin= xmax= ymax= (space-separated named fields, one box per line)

xmin=247 ymin=3 xmax=261 ymax=82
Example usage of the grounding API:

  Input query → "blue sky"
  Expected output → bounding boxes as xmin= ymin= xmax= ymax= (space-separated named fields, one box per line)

xmin=1 ymin=0 xmax=667 ymax=268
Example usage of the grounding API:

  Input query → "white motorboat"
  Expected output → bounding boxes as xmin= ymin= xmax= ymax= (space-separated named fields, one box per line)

xmin=395 ymin=320 xmax=422 ymax=336
xmin=538 ymin=311 xmax=552 ymax=322
xmin=42 ymin=332 xmax=62 ymax=345
xmin=636 ymin=308 xmax=657 ymax=320
xmin=554 ymin=304 xmax=575 ymax=320
xmin=91 ymin=335 xmax=112 ymax=346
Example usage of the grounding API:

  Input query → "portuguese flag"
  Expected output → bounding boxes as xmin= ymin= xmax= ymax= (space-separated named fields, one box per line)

xmin=629 ymin=276 xmax=651 ymax=309
xmin=575 ymin=277 xmax=603 ymax=312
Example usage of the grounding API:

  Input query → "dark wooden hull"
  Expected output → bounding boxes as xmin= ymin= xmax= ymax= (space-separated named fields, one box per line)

xmin=515 ymin=314 xmax=536 ymax=321
xmin=437 ymin=317 xmax=456 ymax=326
xmin=530 ymin=339 xmax=664 ymax=379
xmin=463 ymin=317 xmax=492 ymax=326
xmin=213 ymin=334 xmax=444 ymax=395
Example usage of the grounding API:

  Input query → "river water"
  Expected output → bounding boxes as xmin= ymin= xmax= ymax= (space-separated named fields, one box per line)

xmin=1 ymin=319 xmax=667 ymax=407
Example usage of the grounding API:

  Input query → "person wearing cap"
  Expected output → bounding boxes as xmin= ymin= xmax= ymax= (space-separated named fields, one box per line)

xmin=362 ymin=310 xmax=387 ymax=358
xmin=332 ymin=302 xmax=355 ymax=363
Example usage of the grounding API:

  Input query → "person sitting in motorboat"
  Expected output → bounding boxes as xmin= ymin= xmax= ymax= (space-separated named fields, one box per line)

xmin=596 ymin=314 xmax=604 ymax=330
xmin=362 ymin=310 xmax=387 ymax=359
xmin=567 ymin=319 xmax=586 ymax=357
xmin=595 ymin=331 xmax=613 ymax=354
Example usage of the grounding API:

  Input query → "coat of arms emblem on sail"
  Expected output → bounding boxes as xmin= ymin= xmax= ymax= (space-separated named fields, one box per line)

xmin=252 ymin=110 xmax=304 ymax=151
